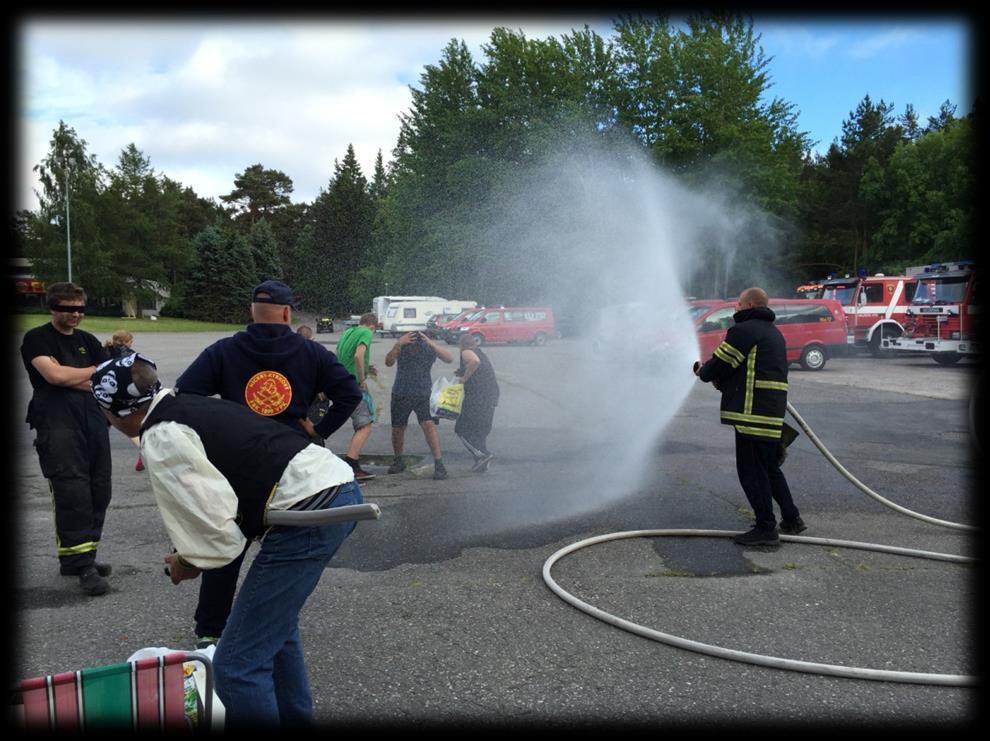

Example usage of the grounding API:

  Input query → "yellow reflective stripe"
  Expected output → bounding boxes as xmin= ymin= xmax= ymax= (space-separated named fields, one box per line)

xmin=754 ymin=380 xmax=789 ymax=391
xmin=713 ymin=347 xmax=741 ymax=367
xmin=48 ymin=479 xmax=100 ymax=557
xmin=735 ymin=425 xmax=783 ymax=439
xmin=717 ymin=341 xmax=745 ymax=364
xmin=744 ymin=346 xmax=757 ymax=415
xmin=721 ymin=411 xmax=784 ymax=426
xmin=58 ymin=541 xmax=99 ymax=556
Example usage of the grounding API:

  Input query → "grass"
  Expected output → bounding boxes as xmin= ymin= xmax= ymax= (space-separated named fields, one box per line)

xmin=15 ymin=314 xmax=243 ymax=334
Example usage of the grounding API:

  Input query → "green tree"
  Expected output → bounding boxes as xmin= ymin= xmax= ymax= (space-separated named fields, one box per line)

xmin=184 ymin=224 xmax=257 ymax=323
xmin=103 ymin=143 xmax=171 ymax=311
xmin=220 ymin=163 xmax=294 ymax=227
xmin=28 ymin=121 xmax=112 ymax=294
xmin=248 ymin=218 xmax=283 ymax=283
xmin=865 ymin=115 xmax=972 ymax=268
xmin=301 ymin=145 xmax=375 ymax=314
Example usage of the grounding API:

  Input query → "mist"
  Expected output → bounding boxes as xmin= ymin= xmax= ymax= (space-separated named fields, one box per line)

xmin=431 ymin=131 xmax=784 ymax=535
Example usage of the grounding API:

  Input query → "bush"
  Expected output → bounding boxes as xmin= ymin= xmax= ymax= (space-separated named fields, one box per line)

xmin=158 ymin=300 xmax=187 ymax=319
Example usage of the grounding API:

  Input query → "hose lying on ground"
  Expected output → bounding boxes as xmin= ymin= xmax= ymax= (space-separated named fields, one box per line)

xmin=542 ymin=403 xmax=977 ymax=686
xmin=785 ymin=401 xmax=975 ymax=532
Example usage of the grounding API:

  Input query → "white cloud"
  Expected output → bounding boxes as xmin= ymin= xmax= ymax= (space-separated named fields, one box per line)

xmin=848 ymin=27 xmax=924 ymax=59
xmin=18 ymin=19 xmax=606 ymax=211
xmin=758 ymin=24 xmax=842 ymax=61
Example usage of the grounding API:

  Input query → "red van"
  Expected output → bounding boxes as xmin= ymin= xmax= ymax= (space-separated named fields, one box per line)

xmin=456 ymin=307 xmax=556 ymax=346
xmin=691 ymin=298 xmax=848 ymax=371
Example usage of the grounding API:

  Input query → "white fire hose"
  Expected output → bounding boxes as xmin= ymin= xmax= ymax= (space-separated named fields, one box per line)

xmin=543 ymin=402 xmax=976 ymax=686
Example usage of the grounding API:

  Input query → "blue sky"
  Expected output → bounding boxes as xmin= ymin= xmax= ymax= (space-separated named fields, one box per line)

xmin=17 ymin=15 xmax=974 ymax=211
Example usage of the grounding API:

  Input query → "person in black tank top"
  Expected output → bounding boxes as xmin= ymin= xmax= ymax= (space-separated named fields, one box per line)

xmin=455 ymin=333 xmax=500 ymax=472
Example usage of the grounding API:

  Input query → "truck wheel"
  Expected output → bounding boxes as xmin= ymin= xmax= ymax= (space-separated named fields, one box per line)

xmin=471 ymin=333 xmax=485 ymax=347
xmin=932 ymin=352 xmax=961 ymax=365
xmin=533 ymin=332 xmax=548 ymax=347
xmin=868 ymin=329 xmax=898 ymax=358
xmin=800 ymin=345 xmax=827 ymax=371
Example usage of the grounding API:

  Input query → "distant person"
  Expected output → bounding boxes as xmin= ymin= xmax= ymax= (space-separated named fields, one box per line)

xmin=176 ymin=279 xmax=361 ymax=649
xmin=384 ymin=331 xmax=454 ymax=480
xmin=454 ymin=333 xmax=500 ymax=473
xmin=297 ymin=324 xmax=330 ymax=432
xmin=104 ymin=328 xmax=146 ymax=471
xmin=104 ymin=328 xmax=135 ymax=358
xmin=91 ymin=354 xmax=367 ymax=728
xmin=335 ymin=313 xmax=380 ymax=481
xmin=19 ymin=282 xmax=112 ymax=596
xmin=694 ymin=286 xmax=806 ymax=545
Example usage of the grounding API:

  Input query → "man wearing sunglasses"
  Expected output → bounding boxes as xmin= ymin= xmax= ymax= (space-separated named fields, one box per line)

xmin=19 ymin=282 xmax=113 ymax=596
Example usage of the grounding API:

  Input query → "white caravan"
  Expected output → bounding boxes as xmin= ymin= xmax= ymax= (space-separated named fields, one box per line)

xmin=371 ymin=295 xmax=446 ymax=329
xmin=381 ymin=299 xmax=478 ymax=336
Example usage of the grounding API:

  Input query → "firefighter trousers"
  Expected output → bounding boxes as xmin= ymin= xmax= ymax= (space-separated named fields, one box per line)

xmin=734 ymin=432 xmax=800 ymax=531
xmin=34 ymin=412 xmax=112 ymax=573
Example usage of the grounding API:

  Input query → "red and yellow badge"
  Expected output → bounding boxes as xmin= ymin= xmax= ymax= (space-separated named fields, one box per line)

xmin=244 ymin=371 xmax=293 ymax=416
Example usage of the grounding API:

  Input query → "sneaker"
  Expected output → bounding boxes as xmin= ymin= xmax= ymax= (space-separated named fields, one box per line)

xmin=779 ymin=517 xmax=807 ymax=535
xmin=472 ymin=453 xmax=494 ymax=473
xmin=195 ymin=636 xmax=219 ymax=650
xmin=433 ymin=461 xmax=448 ymax=480
xmin=732 ymin=527 xmax=779 ymax=546
xmin=135 ymin=455 xmax=145 ymax=472
xmin=353 ymin=467 xmax=376 ymax=481
xmin=387 ymin=458 xmax=407 ymax=474
xmin=61 ymin=562 xmax=112 ymax=577
xmin=78 ymin=566 xmax=109 ymax=596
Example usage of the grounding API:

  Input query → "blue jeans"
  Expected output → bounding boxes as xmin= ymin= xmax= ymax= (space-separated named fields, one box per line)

xmin=212 ymin=481 xmax=362 ymax=727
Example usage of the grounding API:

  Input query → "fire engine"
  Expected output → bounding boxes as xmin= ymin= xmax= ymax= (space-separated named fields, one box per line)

xmin=819 ymin=272 xmax=917 ymax=356
xmin=795 ymin=282 xmax=824 ymax=300
xmin=884 ymin=261 xmax=980 ymax=364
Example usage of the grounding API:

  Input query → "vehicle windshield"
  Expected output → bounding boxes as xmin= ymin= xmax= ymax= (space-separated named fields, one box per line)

xmin=821 ymin=284 xmax=857 ymax=305
xmin=911 ymin=277 xmax=969 ymax=305
xmin=688 ymin=304 xmax=714 ymax=321
xmin=462 ymin=310 xmax=485 ymax=322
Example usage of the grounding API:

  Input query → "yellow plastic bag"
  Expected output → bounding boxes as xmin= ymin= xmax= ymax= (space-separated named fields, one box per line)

xmin=430 ymin=377 xmax=464 ymax=419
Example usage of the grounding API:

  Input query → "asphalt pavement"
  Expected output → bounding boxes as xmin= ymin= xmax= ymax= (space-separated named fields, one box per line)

xmin=11 ymin=327 xmax=982 ymax=728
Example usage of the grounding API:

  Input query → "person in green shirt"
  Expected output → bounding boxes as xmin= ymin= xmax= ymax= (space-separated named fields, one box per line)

xmin=335 ymin=313 xmax=379 ymax=480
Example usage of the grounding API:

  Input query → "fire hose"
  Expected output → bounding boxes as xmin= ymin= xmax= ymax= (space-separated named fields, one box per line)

xmin=542 ymin=402 xmax=976 ymax=686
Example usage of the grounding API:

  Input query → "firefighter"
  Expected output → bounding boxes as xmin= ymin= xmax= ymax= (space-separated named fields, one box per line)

xmin=694 ymin=287 xmax=806 ymax=545
xmin=20 ymin=282 xmax=113 ymax=594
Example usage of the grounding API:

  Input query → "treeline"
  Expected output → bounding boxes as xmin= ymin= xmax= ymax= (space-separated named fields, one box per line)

xmin=14 ymin=15 xmax=974 ymax=322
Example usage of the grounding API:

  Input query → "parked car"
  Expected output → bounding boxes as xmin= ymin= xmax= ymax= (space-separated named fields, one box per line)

xmin=456 ymin=307 xmax=556 ymax=347
xmin=691 ymin=298 xmax=848 ymax=371
xmin=425 ymin=309 xmax=473 ymax=339
xmin=441 ymin=308 xmax=487 ymax=344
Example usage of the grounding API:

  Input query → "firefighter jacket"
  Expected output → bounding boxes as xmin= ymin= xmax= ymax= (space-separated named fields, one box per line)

xmin=698 ymin=306 xmax=789 ymax=440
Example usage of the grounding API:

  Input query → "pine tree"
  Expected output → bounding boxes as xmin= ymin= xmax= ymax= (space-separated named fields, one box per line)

xmin=248 ymin=218 xmax=283 ymax=283
xmin=184 ymin=225 xmax=257 ymax=324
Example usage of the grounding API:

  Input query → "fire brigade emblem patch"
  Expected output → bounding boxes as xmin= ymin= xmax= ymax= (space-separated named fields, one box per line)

xmin=244 ymin=371 xmax=293 ymax=416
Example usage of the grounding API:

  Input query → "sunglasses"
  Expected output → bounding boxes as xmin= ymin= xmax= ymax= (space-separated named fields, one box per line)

xmin=50 ymin=304 xmax=87 ymax=314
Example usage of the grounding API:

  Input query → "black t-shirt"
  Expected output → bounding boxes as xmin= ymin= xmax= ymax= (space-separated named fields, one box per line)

xmin=20 ymin=323 xmax=108 ymax=391
xmin=393 ymin=341 xmax=438 ymax=397
xmin=20 ymin=322 xmax=109 ymax=428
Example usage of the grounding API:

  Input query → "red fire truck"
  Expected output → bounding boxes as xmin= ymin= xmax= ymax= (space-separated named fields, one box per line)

xmin=884 ymin=261 xmax=980 ymax=365
xmin=819 ymin=272 xmax=917 ymax=356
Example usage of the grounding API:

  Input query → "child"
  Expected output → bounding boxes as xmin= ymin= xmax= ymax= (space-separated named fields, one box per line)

xmin=105 ymin=329 xmax=145 ymax=471
xmin=105 ymin=329 xmax=135 ymax=358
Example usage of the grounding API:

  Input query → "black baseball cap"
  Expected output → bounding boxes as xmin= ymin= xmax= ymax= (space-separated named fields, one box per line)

xmin=252 ymin=280 xmax=294 ymax=305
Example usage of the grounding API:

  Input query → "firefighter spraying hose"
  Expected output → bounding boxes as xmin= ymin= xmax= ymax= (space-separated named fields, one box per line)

xmin=543 ymin=300 xmax=977 ymax=687
xmin=542 ymin=399 xmax=976 ymax=686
